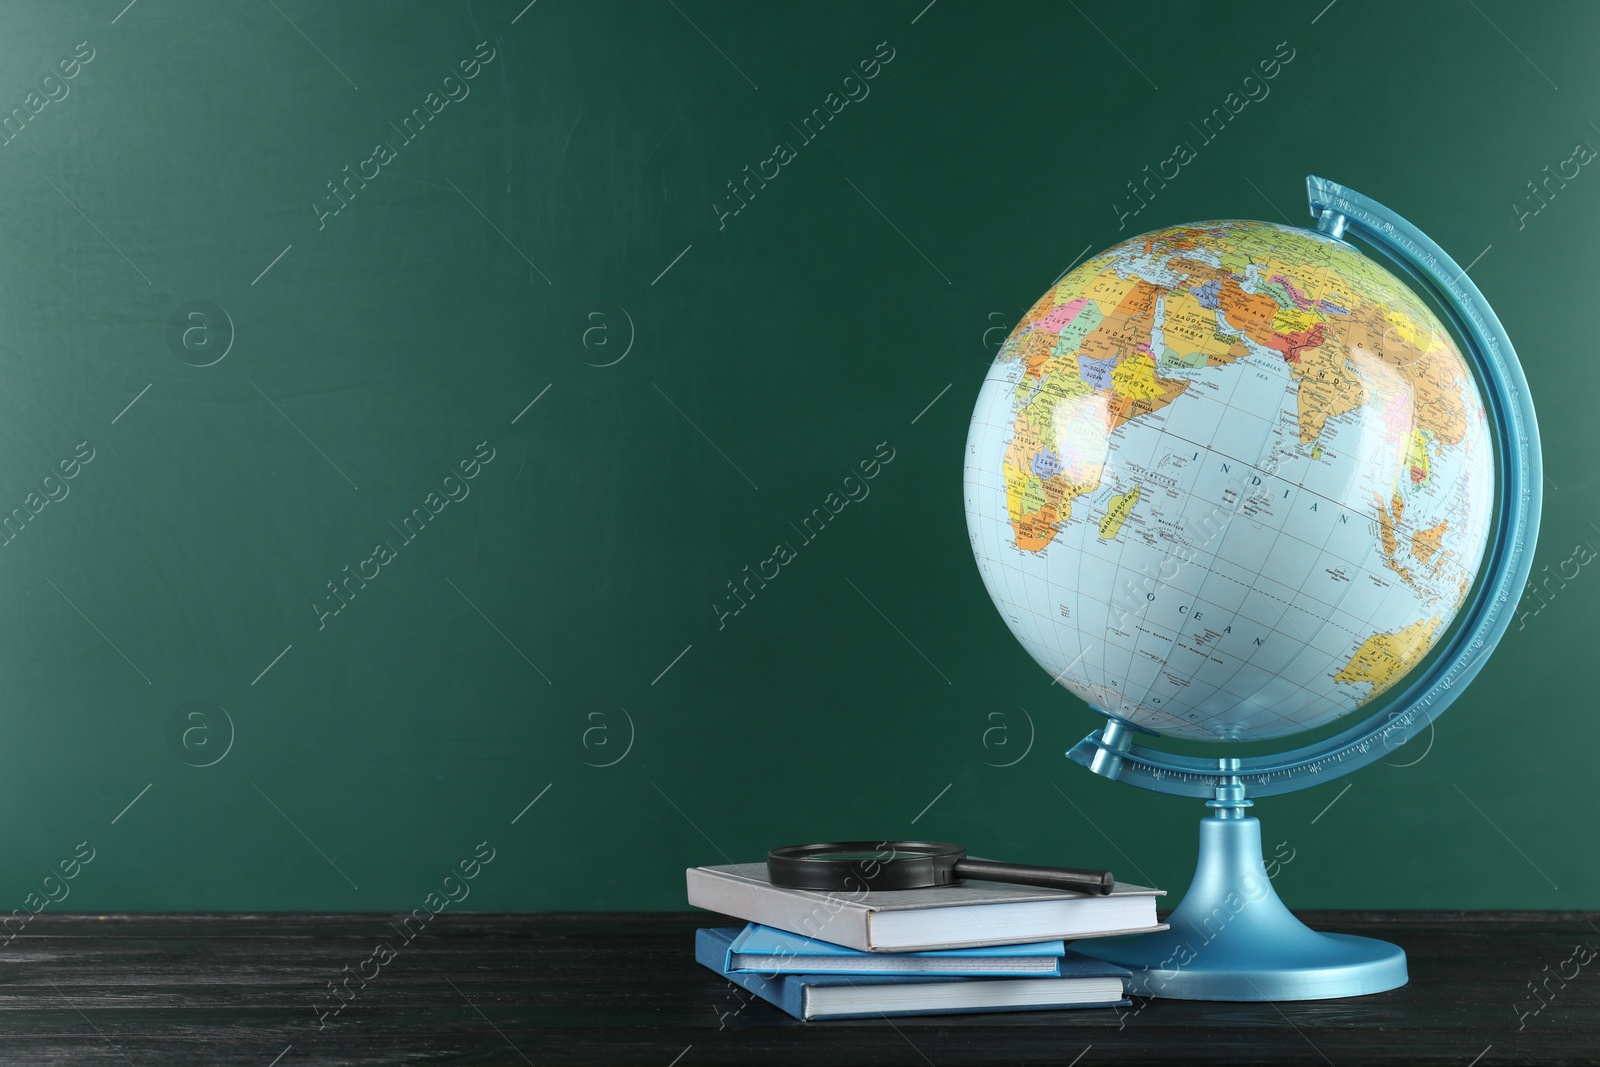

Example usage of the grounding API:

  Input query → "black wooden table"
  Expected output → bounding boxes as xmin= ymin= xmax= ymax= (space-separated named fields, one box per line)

xmin=0 ymin=911 xmax=1593 ymax=1065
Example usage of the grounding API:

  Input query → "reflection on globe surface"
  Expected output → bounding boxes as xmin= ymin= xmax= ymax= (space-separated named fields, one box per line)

xmin=965 ymin=220 xmax=1494 ymax=742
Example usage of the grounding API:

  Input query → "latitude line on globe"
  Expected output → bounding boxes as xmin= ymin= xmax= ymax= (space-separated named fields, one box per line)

xmin=996 ymin=446 xmax=1385 ymax=730
xmin=1103 ymin=392 xmax=1433 ymax=723
xmin=1124 ymin=466 xmax=1390 ymax=733
xmin=1128 ymin=416 xmax=1394 ymax=521
xmin=1196 ymin=566 xmax=1369 ymax=710
xmin=1162 ymin=350 xmax=1392 ymax=727
xmin=976 ymin=461 xmax=1361 ymax=728
xmin=1196 ymin=354 xmax=1450 ymax=721
xmin=1091 ymin=404 xmax=1378 ymax=724
xmin=1113 ymin=358 xmax=1292 ymax=716
xmin=1082 ymin=385 xmax=1398 ymax=684
xmin=980 ymin=232 xmax=1473 ymax=740
xmin=1104 ymin=568 xmax=1363 ymax=735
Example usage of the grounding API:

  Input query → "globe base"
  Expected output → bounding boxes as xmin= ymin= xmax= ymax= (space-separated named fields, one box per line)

xmin=1076 ymin=812 xmax=1407 ymax=1000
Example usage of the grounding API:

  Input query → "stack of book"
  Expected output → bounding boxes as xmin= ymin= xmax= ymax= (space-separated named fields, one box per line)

xmin=688 ymin=861 xmax=1166 ymax=1021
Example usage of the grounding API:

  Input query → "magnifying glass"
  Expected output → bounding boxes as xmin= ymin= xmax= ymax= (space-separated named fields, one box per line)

xmin=767 ymin=840 xmax=1114 ymax=895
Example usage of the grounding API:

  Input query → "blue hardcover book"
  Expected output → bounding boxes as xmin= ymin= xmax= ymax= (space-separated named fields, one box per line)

xmin=727 ymin=923 xmax=1074 ymax=976
xmin=696 ymin=927 xmax=1130 ymax=1021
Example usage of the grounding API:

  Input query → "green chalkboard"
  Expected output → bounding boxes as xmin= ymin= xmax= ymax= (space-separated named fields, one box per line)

xmin=0 ymin=0 xmax=1592 ymax=916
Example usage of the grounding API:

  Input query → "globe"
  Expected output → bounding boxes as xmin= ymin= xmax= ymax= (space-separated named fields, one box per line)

xmin=964 ymin=218 xmax=1494 ymax=742
xmin=961 ymin=177 xmax=1542 ymax=1002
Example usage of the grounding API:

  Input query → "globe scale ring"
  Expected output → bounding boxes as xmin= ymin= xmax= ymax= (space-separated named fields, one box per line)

xmin=963 ymin=177 xmax=1541 ymax=1000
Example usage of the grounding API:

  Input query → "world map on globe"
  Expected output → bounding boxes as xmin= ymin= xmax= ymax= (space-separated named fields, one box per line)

xmin=965 ymin=220 xmax=1493 ymax=742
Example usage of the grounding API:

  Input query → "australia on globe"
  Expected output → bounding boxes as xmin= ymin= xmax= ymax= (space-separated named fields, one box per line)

xmin=965 ymin=220 xmax=1493 ymax=742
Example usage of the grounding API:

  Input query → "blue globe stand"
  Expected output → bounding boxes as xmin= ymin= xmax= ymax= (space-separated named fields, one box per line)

xmin=1063 ymin=177 xmax=1542 ymax=1001
xmin=1073 ymin=760 xmax=1409 ymax=1000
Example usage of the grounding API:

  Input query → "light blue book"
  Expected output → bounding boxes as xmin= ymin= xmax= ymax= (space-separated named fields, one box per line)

xmin=697 ymin=928 xmax=1131 ymax=1021
xmin=727 ymin=923 xmax=1073 ymax=976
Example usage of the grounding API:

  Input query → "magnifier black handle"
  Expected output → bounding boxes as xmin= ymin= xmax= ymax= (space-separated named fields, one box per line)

xmin=953 ymin=858 xmax=1115 ymax=895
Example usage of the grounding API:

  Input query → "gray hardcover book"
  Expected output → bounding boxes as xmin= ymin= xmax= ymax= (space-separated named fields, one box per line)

xmin=686 ymin=863 xmax=1166 ymax=952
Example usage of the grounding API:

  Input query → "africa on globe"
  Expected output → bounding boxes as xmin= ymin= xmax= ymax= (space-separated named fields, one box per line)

xmin=964 ymin=220 xmax=1493 ymax=743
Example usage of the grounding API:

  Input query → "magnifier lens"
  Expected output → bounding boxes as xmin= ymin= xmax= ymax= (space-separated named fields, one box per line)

xmin=766 ymin=840 xmax=1115 ymax=895
xmin=807 ymin=848 xmax=930 ymax=863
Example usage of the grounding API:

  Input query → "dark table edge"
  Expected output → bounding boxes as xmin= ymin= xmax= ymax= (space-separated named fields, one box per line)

xmin=10 ymin=909 xmax=1600 ymax=922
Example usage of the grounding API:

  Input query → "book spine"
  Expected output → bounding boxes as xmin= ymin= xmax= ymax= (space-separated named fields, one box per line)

xmin=807 ymin=997 xmax=1131 ymax=1021
xmin=728 ymin=955 xmax=1067 ymax=977
xmin=686 ymin=869 xmax=872 ymax=952
xmin=694 ymin=929 xmax=803 ymax=1021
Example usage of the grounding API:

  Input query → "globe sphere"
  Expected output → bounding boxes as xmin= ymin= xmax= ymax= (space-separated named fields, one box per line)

xmin=965 ymin=220 xmax=1493 ymax=742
